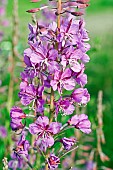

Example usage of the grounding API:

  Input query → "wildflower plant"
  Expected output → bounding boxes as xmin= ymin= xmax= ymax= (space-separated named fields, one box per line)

xmin=9 ymin=0 xmax=91 ymax=169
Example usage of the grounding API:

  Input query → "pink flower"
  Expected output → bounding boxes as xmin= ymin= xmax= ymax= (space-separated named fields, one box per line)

xmin=48 ymin=154 xmax=60 ymax=169
xmin=61 ymin=137 xmax=76 ymax=150
xmin=72 ymin=88 xmax=90 ymax=105
xmin=68 ymin=114 xmax=91 ymax=134
xmin=50 ymin=68 xmax=75 ymax=93
xmin=29 ymin=116 xmax=61 ymax=150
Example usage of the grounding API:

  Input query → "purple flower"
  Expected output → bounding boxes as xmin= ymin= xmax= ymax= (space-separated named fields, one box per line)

xmin=14 ymin=134 xmax=30 ymax=160
xmin=55 ymin=97 xmax=75 ymax=115
xmin=76 ymin=73 xmax=87 ymax=87
xmin=10 ymin=106 xmax=26 ymax=119
xmin=19 ymin=84 xmax=36 ymax=106
xmin=72 ymin=88 xmax=90 ymax=105
xmin=50 ymin=68 xmax=75 ymax=93
xmin=30 ymin=44 xmax=59 ymax=73
xmin=60 ymin=137 xmax=76 ymax=150
xmin=80 ymin=53 xmax=90 ymax=63
xmin=61 ymin=47 xmax=81 ymax=72
xmin=42 ymin=8 xmax=56 ymax=25
xmin=58 ymin=19 xmax=79 ymax=46
xmin=9 ymin=152 xmax=35 ymax=170
xmin=68 ymin=114 xmax=91 ymax=134
xmin=48 ymin=154 xmax=60 ymax=169
xmin=76 ymin=19 xmax=90 ymax=52
xmin=19 ymin=84 xmax=44 ymax=113
xmin=0 ymin=126 xmax=7 ymax=138
xmin=28 ymin=23 xmax=37 ymax=42
xmin=10 ymin=107 xmax=26 ymax=131
xmin=8 ymin=153 xmax=23 ymax=170
xmin=29 ymin=116 xmax=61 ymax=150
xmin=10 ymin=119 xmax=25 ymax=131
xmin=24 ymin=48 xmax=32 ymax=67
xmin=9 ymin=0 xmax=91 ymax=168
xmin=69 ymin=58 xmax=82 ymax=73
xmin=34 ymin=138 xmax=48 ymax=152
xmin=20 ymin=69 xmax=35 ymax=83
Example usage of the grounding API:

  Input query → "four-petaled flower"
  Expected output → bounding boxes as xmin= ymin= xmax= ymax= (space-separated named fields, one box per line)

xmin=19 ymin=84 xmax=45 ymax=113
xmin=68 ymin=114 xmax=91 ymax=134
xmin=55 ymin=97 xmax=75 ymax=115
xmin=14 ymin=134 xmax=30 ymax=160
xmin=72 ymin=88 xmax=90 ymax=105
xmin=29 ymin=116 xmax=61 ymax=150
xmin=50 ymin=68 xmax=75 ymax=94
xmin=29 ymin=44 xmax=59 ymax=73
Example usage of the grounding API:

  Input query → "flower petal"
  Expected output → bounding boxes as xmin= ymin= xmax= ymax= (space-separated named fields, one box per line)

xmin=49 ymin=122 xmax=61 ymax=134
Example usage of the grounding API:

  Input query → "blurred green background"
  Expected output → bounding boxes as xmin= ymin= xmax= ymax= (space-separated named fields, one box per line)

xmin=0 ymin=0 xmax=113 ymax=169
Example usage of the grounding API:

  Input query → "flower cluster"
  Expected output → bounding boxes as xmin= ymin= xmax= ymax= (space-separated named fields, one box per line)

xmin=9 ymin=0 xmax=91 ymax=169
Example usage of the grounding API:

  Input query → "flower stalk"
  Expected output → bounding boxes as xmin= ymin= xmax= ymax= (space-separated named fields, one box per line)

xmin=7 ymin=0 xmax=19 ymax=111
xmin=9 ymin=0 xmax=91 ymax=169
xmin=57 ymin=0 xmax=62 ymax=29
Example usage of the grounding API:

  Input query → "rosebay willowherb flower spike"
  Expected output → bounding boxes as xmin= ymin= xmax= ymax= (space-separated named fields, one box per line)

xmin=9 ymin=0 xmax=91 ymax=169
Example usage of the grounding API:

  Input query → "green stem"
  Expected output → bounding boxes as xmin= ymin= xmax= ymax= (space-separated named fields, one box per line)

xmin=49 ymin=88 xmax=54 ymax=123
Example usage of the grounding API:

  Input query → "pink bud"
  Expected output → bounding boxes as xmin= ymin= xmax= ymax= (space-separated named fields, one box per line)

xmin=26 ymin=6 xmax=48 ymax=13
xmin=76 ymin=0 xmax=90 ymax=4
xmin=71 ymin=11 xmax=84 ymax=16
xmin=77 ymin=3 xmax=89 ymax=8
xmin=26 ymin=8 xmax=40 ymax=13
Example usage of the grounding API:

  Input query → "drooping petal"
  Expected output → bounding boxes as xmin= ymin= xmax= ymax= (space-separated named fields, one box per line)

xmin=49 ymin=21 xmax=57 ymax=32
xmin=76 ymin=73 xmax=87 ymax=87
xmin=20 ymin=81 xmax=28 ymax=91
xmin=81 ymin=53 xmax=90 ymax=63
xmin=72 ymin=88 xmax=84 ymax=102
xmin=78 ymin=120 xmax=91 ymax=134
xmin=35 ymin=138 xmax=48 ymax=152
xmin=81 ymin=88 xmax=90 ymax=104
xmin=46 ymin=136 xmax=54 ymax=147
